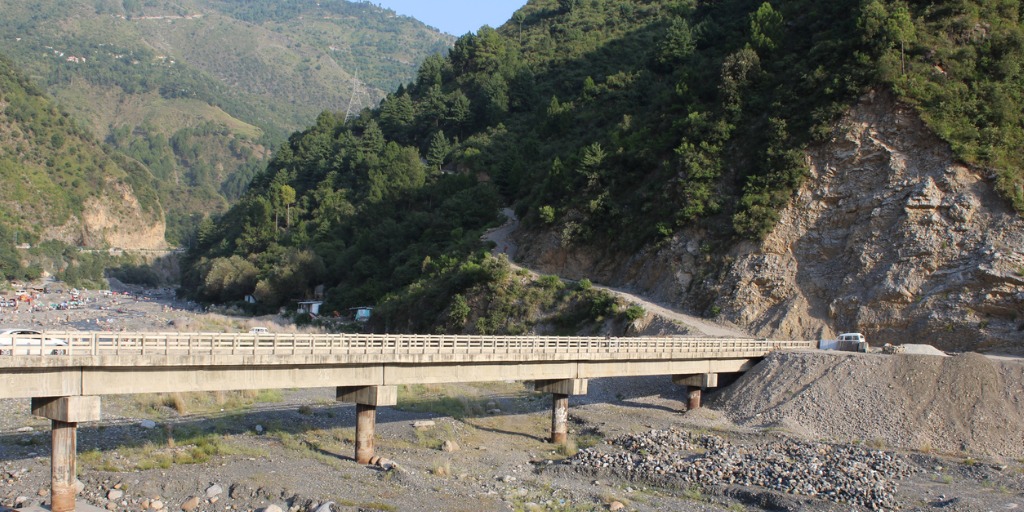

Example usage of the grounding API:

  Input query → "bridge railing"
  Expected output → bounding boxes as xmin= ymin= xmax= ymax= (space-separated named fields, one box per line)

xmin=2 ymin=331 xmax=814 ymax=357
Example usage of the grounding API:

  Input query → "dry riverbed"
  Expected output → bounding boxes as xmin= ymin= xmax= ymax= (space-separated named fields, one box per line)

xmin=1 ymin=282 xmax=1022 ymax=511
xmin=1 ymin=369 xmax=1022 ymax=511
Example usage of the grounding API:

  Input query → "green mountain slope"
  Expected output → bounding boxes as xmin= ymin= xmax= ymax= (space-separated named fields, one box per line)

xmin=0 ymin=0 xmax=451 ymax=244
xmin=183 ymin=0 xmax=1024 ymax=333
xmin=0 ymin=54 xmax=163 ymax=253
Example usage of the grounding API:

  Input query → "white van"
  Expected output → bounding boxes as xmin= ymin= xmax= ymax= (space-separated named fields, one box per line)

xmin=820 ymin=332 xmax=867 ymax=351
xmin=248 ymin=327 xmax=269 ymax=335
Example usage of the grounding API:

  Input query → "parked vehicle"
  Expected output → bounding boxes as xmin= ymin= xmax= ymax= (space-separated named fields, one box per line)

xmin=249 ymin=327 xmax=270 ymax=335
xmin=819 ymin=332 xmax=867 ymax=352
xmin=0 ymin=329 xmax=68 ymax=355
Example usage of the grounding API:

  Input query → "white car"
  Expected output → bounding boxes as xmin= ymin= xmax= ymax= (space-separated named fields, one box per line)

xmin=0 ymin=329 xmax=68 ymax=355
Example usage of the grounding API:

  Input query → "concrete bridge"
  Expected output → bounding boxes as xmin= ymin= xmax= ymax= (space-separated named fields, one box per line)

xmin=0 ymin=331 xmax=814 ymax=512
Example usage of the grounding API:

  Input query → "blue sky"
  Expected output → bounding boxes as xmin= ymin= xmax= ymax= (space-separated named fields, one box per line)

xmin=372 ymin=1 xmax=528 ymax=35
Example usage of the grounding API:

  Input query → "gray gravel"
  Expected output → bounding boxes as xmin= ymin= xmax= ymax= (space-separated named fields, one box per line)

xmin=567 ymin=428 xmax=916 ymax=510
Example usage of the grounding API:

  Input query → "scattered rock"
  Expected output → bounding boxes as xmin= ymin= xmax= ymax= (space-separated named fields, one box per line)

xmin=312 ymin=501 xmax=334 ymax=512
xmin=441 ymin=440 xmax=460 ymax=453
xmin=262 ymin=505 xmax=284 ymax=512
xmin=255 ymin=425 xmax=264 ymax=434
xmin=139 ymin=420 xmax=157 ymax=429
xmin=180 ymin=496 xmax=200 ymax=511
xmin=150 ymin=499 xmax=164 ymax=510
xmin=204 ymin=485 xmax=222 ymax=499
xmin=568 ymin=428 xmax=915 ymax=511
xmin=107 ymin=489 xmax=124 ymax=501
xmin=229 ymin=484 xmax=249 ymax=499
xmin=609 ymin=502 xmax=625 ymax=511
xmin=15 ymin=427 xmax=32 ymax=433
xmin=412 ymin=421 xmax=435 ymax=429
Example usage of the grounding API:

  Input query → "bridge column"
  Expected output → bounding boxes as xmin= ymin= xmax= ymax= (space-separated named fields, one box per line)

xmin=31 ymin=396 xmax=102 ymax=512
xmin=337 ymin=386 xmax=397 ymax=464
xmin=534 ymin=379 xmax=587 ymax=444
xmin=672 ymin=373 xmax=718 ymax=410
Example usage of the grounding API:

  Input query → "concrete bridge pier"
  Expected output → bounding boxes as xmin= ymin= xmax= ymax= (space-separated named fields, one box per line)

xmin=30 ymin=396 xmax=102 ymax=512
xmin=337 ymin=386 xmax=397 ymax=464
xmin=534 ymin=379 xmax=587 ymax=444
xmin=672 ymin=373 xmax=719 ymax=410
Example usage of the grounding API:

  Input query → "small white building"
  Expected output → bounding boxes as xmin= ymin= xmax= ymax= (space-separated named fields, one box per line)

xmin=297 ymin=301 xmax=323 ymax=316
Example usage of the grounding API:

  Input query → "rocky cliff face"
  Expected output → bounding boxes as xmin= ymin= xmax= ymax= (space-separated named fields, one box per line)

xmin=517 ymin=90 xmax=1024 ymax=353
xmin=40 ymin=179 xmax=166 ymax=251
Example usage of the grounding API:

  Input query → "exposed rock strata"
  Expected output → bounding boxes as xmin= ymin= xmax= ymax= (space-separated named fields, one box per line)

xmin=40 ymin=178 xmax=165 ymax=250
xmin=517 ymin=90 xmax=1024 ymax=352
xmin=723 ymin=90 xmax=1024 ymax=351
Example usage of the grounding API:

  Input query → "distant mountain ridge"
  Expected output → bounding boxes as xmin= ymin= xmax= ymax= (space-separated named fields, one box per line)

xmin=0 ymin=0 xmax=452 ymax=244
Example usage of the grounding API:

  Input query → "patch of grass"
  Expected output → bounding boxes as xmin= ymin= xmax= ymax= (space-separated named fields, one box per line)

xmin=598 ymin=492 xmax=629 ymax=508
xmin=166 ymin=393 xmax=187 ymax=414
xmin=576 ymin=433 xmax=603 ymax=449
xmin=77 ymin=425 xmax=258 ymax=472
xmin=124 ymin=389 xmax=286 ymax=419
xmin=682 ymin=486 xmax=703 ymax=501
xmin=358 ymin=503 xmax=396 ymax=512
xmin=431 ymin=458 xmax=452 ymax=477
xmin=412 ymin=422 xmax=458 ymax=450
xmin=866 ymin=438 xmax=887 ymax=450
xmin=265 ymin=427 xmax=352 ymax=468
xmin=555 ymin=438 xmax=578 ymax=457
xmin=396 ymin=384 xmax=487 ymax=419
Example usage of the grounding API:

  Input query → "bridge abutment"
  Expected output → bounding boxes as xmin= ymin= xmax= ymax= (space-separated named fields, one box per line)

xmin=30 ymin=396 xmax=101 ymax=512
xmin=672 ymin=373 xmax=719 ymax=410
xmin=338 ymin=386 xmax=397 ymax=464
xmin=534 ymin=379 xmax=587 ymax=444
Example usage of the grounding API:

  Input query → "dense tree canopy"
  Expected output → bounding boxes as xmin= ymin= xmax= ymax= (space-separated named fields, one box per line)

xmin=184 ymin=0 xmax=1024 ymax=331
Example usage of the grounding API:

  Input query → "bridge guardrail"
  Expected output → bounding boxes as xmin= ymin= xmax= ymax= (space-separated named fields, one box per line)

xmin=2 ymin=332 xmax=814 ymax=357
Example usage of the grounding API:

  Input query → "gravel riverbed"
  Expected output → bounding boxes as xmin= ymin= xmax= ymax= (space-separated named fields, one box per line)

xmin=1 ymin=285 xmax=1023 ymax=511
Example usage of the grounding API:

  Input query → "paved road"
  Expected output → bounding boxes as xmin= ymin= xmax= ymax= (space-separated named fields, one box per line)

xmin=482 ymin=208 xmax=750 ymax=337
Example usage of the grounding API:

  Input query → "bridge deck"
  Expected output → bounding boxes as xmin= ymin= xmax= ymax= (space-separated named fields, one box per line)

xmin=0 ymin=332 xmax=814 ymax=398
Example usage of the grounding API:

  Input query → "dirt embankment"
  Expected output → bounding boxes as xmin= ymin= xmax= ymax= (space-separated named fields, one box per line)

xmin=711 ymin=351 xmax=1024 ymax=459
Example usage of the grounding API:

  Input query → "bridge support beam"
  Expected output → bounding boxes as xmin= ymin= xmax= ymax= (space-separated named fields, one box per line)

xmin=672 ymin=373 xmax=718 ymax=410
xmin=534 ymin=379 xmax=587 ymax=444
xmin=337 ymin=386 xmax=397 ymax=464
xmin=31 ymin=396 xmax=101 ymax=512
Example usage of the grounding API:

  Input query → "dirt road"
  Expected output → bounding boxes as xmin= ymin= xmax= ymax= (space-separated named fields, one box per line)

xmin=483 ymin=208 xmax=750 ymax=338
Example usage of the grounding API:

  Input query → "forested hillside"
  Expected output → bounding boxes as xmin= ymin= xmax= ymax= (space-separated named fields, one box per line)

xmin=183 ymin=0 xmax=1024 ymax=335
xmin=0 ymin=0 xmax=451 ymax=244
xmin=0 ymin=54 xmax=164 ymax=282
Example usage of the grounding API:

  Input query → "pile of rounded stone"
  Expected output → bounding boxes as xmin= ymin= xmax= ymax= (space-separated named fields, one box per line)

xmin=568 ymin=428 xmax=916 ymax=511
